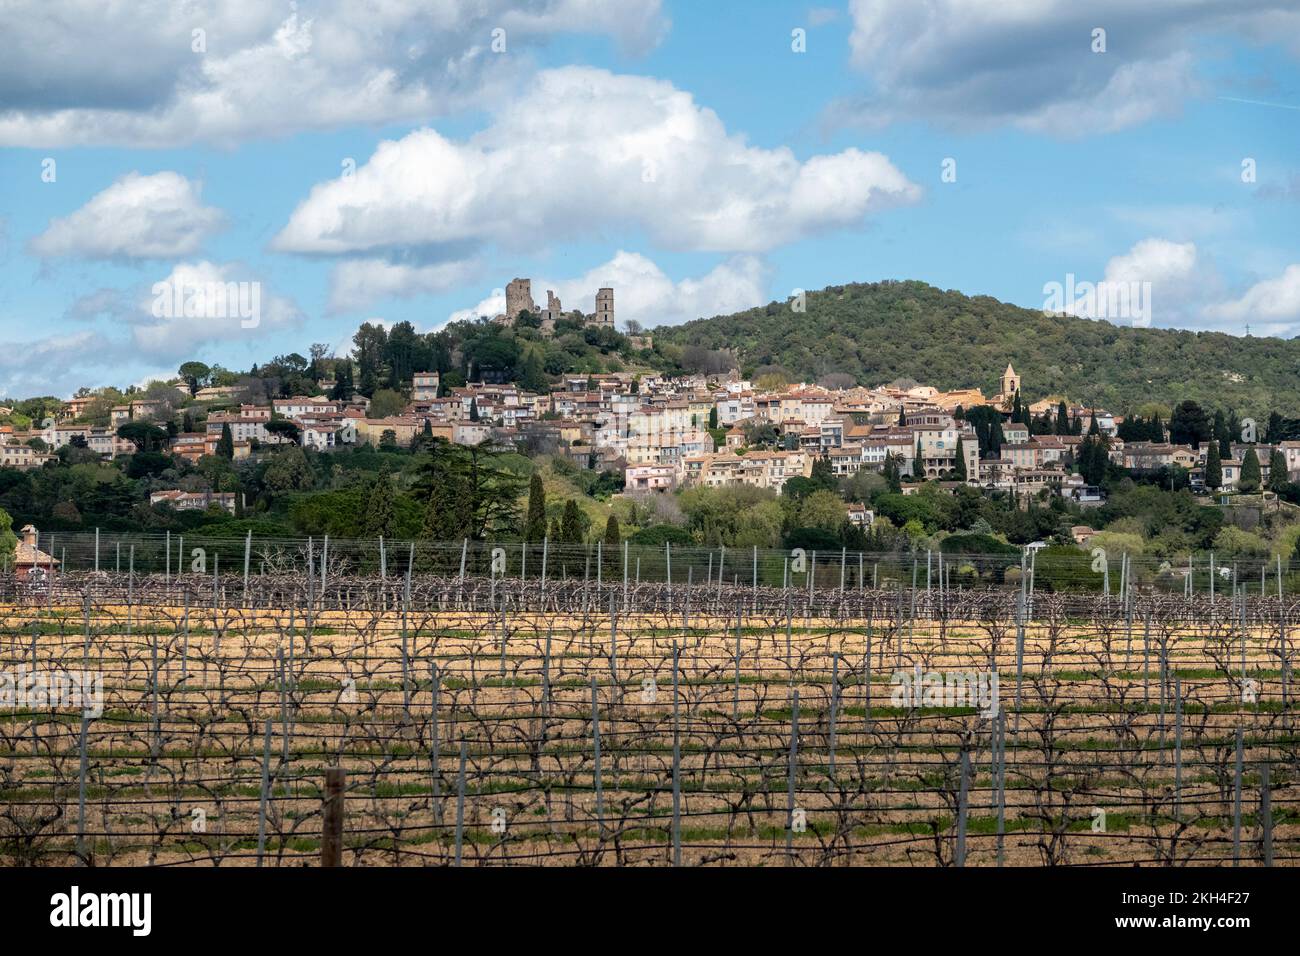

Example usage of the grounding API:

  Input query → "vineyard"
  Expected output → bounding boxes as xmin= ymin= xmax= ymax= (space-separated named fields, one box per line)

xmin=1 ymin=549 xmax=1297 ymax=867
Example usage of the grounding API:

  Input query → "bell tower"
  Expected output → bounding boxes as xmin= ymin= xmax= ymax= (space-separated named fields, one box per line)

xmin=1001 ymin=363 xmax=1019 ymax=399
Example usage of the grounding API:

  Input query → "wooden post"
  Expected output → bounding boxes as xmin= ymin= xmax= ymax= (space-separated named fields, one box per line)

xmin=1261 ymin=761 xmax=1273 ymax=867
xmin=321 ymin=767 xmax=346 ymax=867
xmin=956 ymin=749 xmax=970 ymax=867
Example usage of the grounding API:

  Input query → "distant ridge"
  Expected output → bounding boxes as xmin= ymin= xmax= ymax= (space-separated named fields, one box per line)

xmin=655 ymin=280 xmax=1299 ymax=415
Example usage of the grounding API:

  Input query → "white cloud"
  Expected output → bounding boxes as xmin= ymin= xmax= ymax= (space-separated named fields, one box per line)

xmin=274 ymin=67 xmax=919 ymax=257
xmin=1100 ymin=237 xmax=1199 ymax=289
xmin=328 ymin=257 xmax=482 ymax=313
xmin=30 ymin=172 xmax=224 ymax=259
xmin=445 ymin=251 xmax=767 ymax=328
xmin=0 ymin=1 xmax=668 ymax=146
xmin=1056 ymin=238 xmax=1198 ymax=325
xmin=549 ymin=251 xmax=767 ymax=327
xmin=841 ymin=0 xmax=1300 ymax=135
xmin=1205 ymin=264 xmax=1300 ymax=336
xmin=1054 ymin=238 xmax=1300 ymax=336
xmin=132 ymin=261 xmax=301 ymax=359
xmin=0 ymin=330 xmax=123 ymax=397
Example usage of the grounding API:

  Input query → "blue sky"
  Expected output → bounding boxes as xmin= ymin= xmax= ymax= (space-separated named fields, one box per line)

xmin=1 ymin=0 xmax=1298 ymax=398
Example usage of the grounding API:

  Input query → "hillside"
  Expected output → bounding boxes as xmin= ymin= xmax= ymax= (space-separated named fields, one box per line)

xmin=655 ymin=280 xmax=1300 ymax=416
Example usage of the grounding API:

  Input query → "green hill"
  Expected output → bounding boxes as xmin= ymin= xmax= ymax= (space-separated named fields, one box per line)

xmin=654 ymin=279 xmax=1300 ymax=416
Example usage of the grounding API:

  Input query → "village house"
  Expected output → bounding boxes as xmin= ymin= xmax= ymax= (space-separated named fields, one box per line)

xmin=12 ymin=525 xmax=59 ymax=581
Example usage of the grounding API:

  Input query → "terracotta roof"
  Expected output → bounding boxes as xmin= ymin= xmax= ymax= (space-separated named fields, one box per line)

xmin=15 ymin=541 xmax=59 ymax=567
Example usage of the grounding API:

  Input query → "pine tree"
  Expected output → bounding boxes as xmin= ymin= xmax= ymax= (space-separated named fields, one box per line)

xmin=1205 ymin=441 xmax=1222 ymax=491
xmin=1239 ymin=447 xmax=1261 ymax=493
xmin=953 ymin=437 xmax=967 ymax=481
xmin=1055 ymin=400 xmax=1069 ymax=435
xmin=524 ymin=473 xmax=547 ymax=543
xmin=603 ymin=514 xmax=620 ymax=547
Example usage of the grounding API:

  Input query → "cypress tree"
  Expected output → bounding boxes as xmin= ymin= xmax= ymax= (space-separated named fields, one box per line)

xmin=1239 ymin=447 xmax=1261 ymax=493
xmin=524 ymin=473 xmax=547 ymax=542
xmin=362 ymin=466 xmax=394 ymax=538
xmin=1269 ymin=448 xmax=1289 ymax=492
xmin=217 ymin=422 xmax=234 ymax=459
xmin=1205 ymin=441 xmax=1222 ymax=491
xmin=560 ymin=499 xmax=583 ymax=543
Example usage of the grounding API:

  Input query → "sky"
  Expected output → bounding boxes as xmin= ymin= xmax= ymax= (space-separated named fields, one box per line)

xmin=1 ymin=0 xmax=1298 ymax=399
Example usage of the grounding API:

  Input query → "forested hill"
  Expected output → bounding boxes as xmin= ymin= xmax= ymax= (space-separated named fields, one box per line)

xmin=654 ymin=280 xmax=1300 ymax=416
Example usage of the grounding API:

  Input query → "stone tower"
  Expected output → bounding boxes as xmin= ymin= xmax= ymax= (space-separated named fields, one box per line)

xmin=505 ymin=278 xmax=536 ymax=320
xmin=594 ymin=287 xmax=614 ymax=329
xmin=1000 ymin=363 xmax=1020 ymax=399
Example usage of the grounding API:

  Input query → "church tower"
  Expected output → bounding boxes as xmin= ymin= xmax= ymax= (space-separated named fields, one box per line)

xmin=1000 ymin=363 xmax=1020 ymax=399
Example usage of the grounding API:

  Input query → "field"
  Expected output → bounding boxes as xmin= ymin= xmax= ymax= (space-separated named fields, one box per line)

xmin=1 ymin=573 xmax=1296 ymax=866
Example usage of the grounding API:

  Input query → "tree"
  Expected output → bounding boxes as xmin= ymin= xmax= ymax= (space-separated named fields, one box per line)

xmin=810 ymin=455 xmax=837 ymax=491
xmin=952 ymin=437 xmax=967 ymax=481
xmin=368 ymin=388 xmax=406 ymax=418
xmin=1169 ymin=400 xmax=1211 ymax=448
xmin=517 ymin=347 xmax=548 ymax=393
xmin=1055 ymin=400 xmax=1069 ymax=435
xmin=798 ymin=489 xmax=848 ymax=532
xmin=330 ymin=360 xmax=354 ymax=401
xmin=603 ymin=514 xmax=620 ymax=548
xmin=178 ymin=361 xmax=211 ymax=396
xmin=414 ymin=439 xmax=522 ymax=540
xmin=1266 ymin=411 xmax=1284 ymax=444
xmin=117 ymin=420 xmax=168 ymax=453
xmin=1205 ymin=440 xmax=1222 ymax=491
xmin=265 ymin=418 xmax=301 ymax=445
xmin=217 ymin=422 xmax=234 ymax=459
xmin=524 ymin=473 xmax=547 ymax=543
xmin=263 ymin=446 xmax=314 ymax=492
xmin=353 ymin=322 xmax=389 ymax=396
xmin=560 ymin=499 xmax=584 ymax=543
xmin=361 ymin=467 xmax=395 ymax=538
xmin=883 ymin=453 xmax=902 ymax=493
xmin=1078 ymin=435 xmax=1108 ymax=485
xmin=1239 ymin=447 xmax=1261 ymax=493
xmin=0 ymin=507 xmax=18 ymax=569
xmin=1269 ymin=448 xmax=1289 ymax=493
xmin=708 ymin=406 xmax=718 ymax=430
